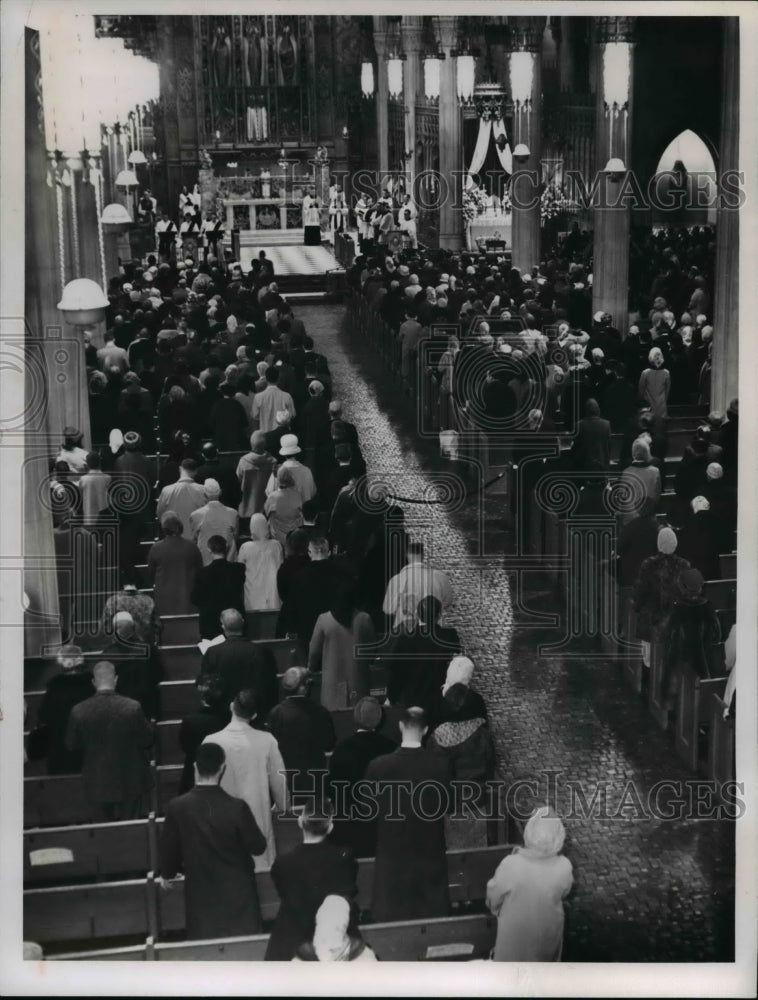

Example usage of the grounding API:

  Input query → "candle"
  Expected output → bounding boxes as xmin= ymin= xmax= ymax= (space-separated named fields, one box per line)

xmin=215 ymin=130 xmax=221 ymax=140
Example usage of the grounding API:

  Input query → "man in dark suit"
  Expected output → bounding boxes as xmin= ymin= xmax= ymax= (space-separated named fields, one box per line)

xmin=265 ymin=798 xmax=357 ymax=961
xmin=100 ymin=611 xmax=161 ymax=721
xmin=190 ymin=536 xmax=246 ymax=640
xmin=327 ymin=697 xmax=398 ymax=858
xmin=365 ymin=707 xmax=453 ymax=922
xmin=199 ymin=608 xmax=278 ymax=718
xmin=194 ymin=442 xmax=243 ymax=511
xmin=34 ymin=644 xmax=93 ymax=775
xmin=65 ymin=661 xmax=153 ymax=821
xmin=178 ymin=674 xmax=231 ymax=793
xmin=569 ymin=396 xmax=612 ymax=471
xmin=328 ymin=400 xmax=359 ymax=452
xmin=158 ymin=742 xmax=267 ymax=940
xmin=383 ymin=596 xmax=461 ymax=722
xmin=265 ymin=667 xmax=336 ymax=804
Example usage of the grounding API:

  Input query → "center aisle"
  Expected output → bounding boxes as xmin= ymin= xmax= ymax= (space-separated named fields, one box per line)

xmin=297 ymin=302 xmax=734 ymax=963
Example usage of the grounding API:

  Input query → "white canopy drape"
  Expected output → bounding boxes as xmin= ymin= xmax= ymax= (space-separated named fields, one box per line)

xmin=466 ymin=118 xmax=512 ymax=187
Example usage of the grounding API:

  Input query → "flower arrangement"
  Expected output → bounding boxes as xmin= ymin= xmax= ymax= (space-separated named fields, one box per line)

xmin=462 ymin=185 xmax=487 ymax=224
xmin=540 ymin=181 xmax=577 ymax=222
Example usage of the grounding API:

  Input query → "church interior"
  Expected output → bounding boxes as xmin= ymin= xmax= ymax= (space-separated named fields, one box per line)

xmin=9 ymin=8 xmax=749 ymax=977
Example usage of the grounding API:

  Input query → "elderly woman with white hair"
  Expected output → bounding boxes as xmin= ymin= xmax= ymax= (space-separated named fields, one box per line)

xmin=638 ymin=346 xmax=670 ymax=420
xmin=486 ymin=806 xmax=573 ymax=961
xmin=292 ymin=896 xmax=376 ymax=963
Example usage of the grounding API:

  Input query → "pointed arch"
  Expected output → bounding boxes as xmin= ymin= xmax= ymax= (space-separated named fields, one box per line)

xmin=652 ymin=129 xmax=718 ymax=226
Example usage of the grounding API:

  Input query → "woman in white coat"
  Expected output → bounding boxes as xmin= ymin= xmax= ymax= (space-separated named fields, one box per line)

xmin=486 ymin=806 xmax=573 ymax=961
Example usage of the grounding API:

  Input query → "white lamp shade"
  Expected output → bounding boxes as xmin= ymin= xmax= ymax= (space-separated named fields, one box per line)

xmin=456 ymin=55 xmax=475 ymax=103
xmin=361 ymin=61 xmax=375 ymax=98
xmin=387 ymin=58 xmax=404 ymax=100
xmin=128 ymin=150 xmax=148 ymax=165
xmin=115 ymin=169 xmax=139 ymax=188
xmin=603 ymin=42 xmax=631 ymax=108
xmin=424 ymin=57 xmax=441 ymax=101
xmin=604 ymin=157 xmax=626 ymax=173
xmin=509 ymin=51 xmax=534 ymax=104
xmin=100 ymin=202 xmax=133 ymax=225
xmin=57 ymin=278 xmax=109 ymax=326
xmin=513 ymin=143 xmax=531 ymax=159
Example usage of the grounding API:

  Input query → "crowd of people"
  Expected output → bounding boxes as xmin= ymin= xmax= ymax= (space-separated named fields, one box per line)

xmin=30 ymin=211 xmax=737 ymax=962
xmin=34 ymin=242 xmax=578 ymax=962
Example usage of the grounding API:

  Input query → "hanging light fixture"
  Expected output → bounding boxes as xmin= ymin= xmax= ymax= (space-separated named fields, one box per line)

xmin=387 ymin=57 xmax=404 ymax=100
xmin=361 ymin=60 xmax=375 ymax=98
xmin=454 ymin=31 xmax=476 ymax=105
xmin=424 ymin=56 xmax=441 ymax=101
xmin=509 ymin=51 xmax=534 ymax=107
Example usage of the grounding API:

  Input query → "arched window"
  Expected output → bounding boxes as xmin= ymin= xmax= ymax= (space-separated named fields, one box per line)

xmin=652 ymin=129 xmax=717 ymax=225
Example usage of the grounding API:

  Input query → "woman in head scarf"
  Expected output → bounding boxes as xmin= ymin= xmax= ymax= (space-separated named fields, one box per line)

xmin=147 ymin=511 xmax=203 ymax=616
xmin=440 ymin=656 xmax=488 ymax=721
xmin=632 ymin=525 xmax=691 ymax=667
xmin=292 ymin=895 xmax=376 ymax=963
xmin=675 ymin=495 xmax=720 ymax=581
xmin=662 ymin=567 xmax=722 ymax=709
xmin=236 ymin=513 xmax=283 ymax=612
xmin=486 ymin=805 xmax=573 ymax=961
xmin=263 ymin=467 xmax=304 ymax=548
xmin=637 ymin=346 xmax=670 ymax=421
xmin=428 ymin=681 xmax=496 ymax=849
xmin=307 ymin=584 xmax=376 ymax=710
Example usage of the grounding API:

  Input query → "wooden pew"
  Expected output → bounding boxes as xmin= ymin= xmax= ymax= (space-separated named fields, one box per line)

xmin=703 ymin=578 xmax=736 ymax=612
xmin=23 ymin=877 xmax=150 ymax=944
xmin=647 ymin=641 xmax=670 ymax=730
xmin=159 ymin=638 xmax=303 ymax=682
xmin=707 ymin=693 xmax=735 ymax=798
xmin=23 ymin=819 xmax=151 ymax=886
xmin=150 ymin=913 xmax=496 ymax=962
xmin=152 ymin=845 xmax=512 ymax=937
xmin=673 ymin=668 xmax=727 ymax=772
xmin=155 ymin=720 xmax=182 ymax=766
xmin=719 ymin=553 xmax=736 ymax=580
xmin=159 ymin=615 xmax=200 ymax=646
xmin=51 ymin=942 xmax=148 ymax=961
xmin=24 ymin=774 xmax=97 ymax=829
xmin=159 ymin=611 xmax=281 ymax=646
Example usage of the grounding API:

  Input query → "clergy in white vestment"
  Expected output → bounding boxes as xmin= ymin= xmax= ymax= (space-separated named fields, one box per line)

xmin=382 ymin=539 xmax=454 ymax=629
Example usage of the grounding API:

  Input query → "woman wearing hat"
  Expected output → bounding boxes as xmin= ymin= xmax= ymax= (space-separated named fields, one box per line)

xmin=264 ymin=467 xmax=304 ymax=549
xmin=632 ymin=526 xmax=691 ymax=668
xmin=662 ymin=567 xmax=721 ymax=709
xmin=486 ymin=806 xmax=573 ymax=961
xmin=55 ymin=427 xmax=90 ymax=480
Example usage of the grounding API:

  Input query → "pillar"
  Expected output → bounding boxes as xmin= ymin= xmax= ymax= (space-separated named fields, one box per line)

xmin=710 ymin=17 xmax=739 ymax=412
xmin=591 ymin=17 xmax=636 ymax=336
xmin=401 ymin=17 xmax=424 ymax=192
xmin=373 ymin=18 xmax=390 ymax=184
xmin=509 ymin=17 xmax=545 ymax=273
xmin=438 ymin=16 xmax=464 ymax=251
xmin=559 ymin=17 xmax=575 ymax=92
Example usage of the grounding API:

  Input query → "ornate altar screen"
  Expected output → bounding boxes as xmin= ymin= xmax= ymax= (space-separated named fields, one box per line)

xmin=195 ymin=14 xmax=314 ymax=147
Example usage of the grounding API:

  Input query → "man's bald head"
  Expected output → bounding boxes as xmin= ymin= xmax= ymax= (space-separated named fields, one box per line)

xmin=93 ymin=661 xmax=117 ymax=690
xmin=220 ymin=609 xmax=245 ymax=636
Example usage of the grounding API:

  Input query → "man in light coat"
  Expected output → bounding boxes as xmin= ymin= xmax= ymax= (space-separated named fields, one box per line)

xmin=203 ymin=688 xmax=288 ymax=868
xmin=156 ymin=459 xmax=207 ymax=538
xmin=383 ymin=540 xmax=454 ymax=630
xmin=189 ymin=479 xmax=238 ymax=565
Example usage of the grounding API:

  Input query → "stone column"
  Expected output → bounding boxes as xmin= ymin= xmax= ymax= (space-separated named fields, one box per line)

xmin=591 ymin=17 xmax=636 ymax=335
xmin=438 ymin=16 xmax=464 ymax=251
xmin=559 ymin=16 xmax=575 ymax=92
xmin=401 ymin=17 xmax=424 ymax=191
xmin=509 ymin=17 xmax=545 ymax=273
xmin=373 ymin=18 xmax=390 ymax=184
xmin=710 ymin=17 xmax=739 ymax=412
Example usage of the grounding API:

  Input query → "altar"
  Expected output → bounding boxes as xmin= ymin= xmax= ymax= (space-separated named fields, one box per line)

xmin=466 ymin=211 xmax=512 ymax=253
xmin=223 ymin=197 xmax=306 ymax=245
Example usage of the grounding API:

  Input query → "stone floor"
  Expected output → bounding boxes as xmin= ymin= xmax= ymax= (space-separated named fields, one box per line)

xmin=299 ymin=301 xmax=735 ymax=963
